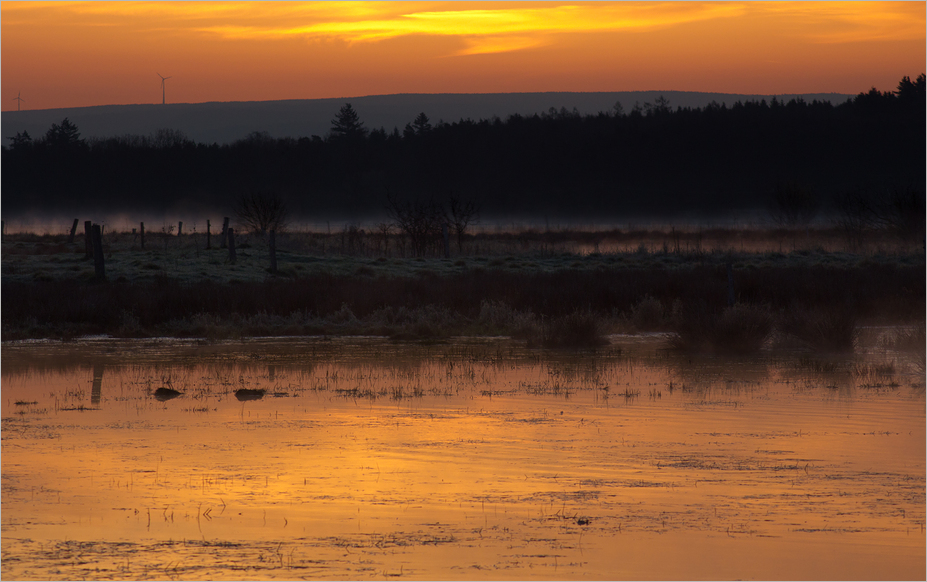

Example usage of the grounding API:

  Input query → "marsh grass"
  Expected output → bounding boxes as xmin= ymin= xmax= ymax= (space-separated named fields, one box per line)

xmin=1 ymin=228 xmax=922 ymax=342
xmin=795 ymin=357 xmax=840 ymax=374
xmin=628 ymin=295 xmax=672 ymax=331
xmin=878 ymin=322 xmax=926 ymax=352
xmin=778 ymin=306 xmax=858 ymax=352
xmin=538 ymin=310 xmax=609 ymax=349
xmin=3 ymin=227 xmax=924 ymax=287
xmin=670 ymin=304 xmax=773 ymax=354
xmin=475 ymin=300 xmax=541 ymax=339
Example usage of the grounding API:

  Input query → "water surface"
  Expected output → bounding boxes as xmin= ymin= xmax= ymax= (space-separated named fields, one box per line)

xmin=2 ymin=336 xmax=924 ymax=580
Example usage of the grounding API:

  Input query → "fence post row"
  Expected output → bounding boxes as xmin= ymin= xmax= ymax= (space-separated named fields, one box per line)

xmin=84 ymin=220 xmax=93 ymax=259
xmin=221 ymin=217 xmax=230 ymax=249
xmin=68 ymin=219 xmax=79 ymax=244
xmin=92 ymin=224 xmax=105 ymax=280
xmin=227 ymin=227 xmax=236 ymax=264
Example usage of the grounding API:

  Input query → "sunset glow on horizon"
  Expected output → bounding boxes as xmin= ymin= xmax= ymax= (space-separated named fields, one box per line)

xmin=2 ymin=1 xmax=924 ymax=111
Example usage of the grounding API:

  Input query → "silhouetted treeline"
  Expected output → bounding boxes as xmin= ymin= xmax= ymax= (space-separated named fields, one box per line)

xmin=3 ymin=75 xmax=923 ymax=220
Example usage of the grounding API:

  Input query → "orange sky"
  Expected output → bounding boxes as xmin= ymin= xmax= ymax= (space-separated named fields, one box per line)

xmin=2 ymin=1 xmax=924 ymax=111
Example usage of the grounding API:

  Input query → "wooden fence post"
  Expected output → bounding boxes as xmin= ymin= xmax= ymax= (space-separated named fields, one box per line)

xmin=178 ymin=221 xmax=183 ymax=236
xmin=206 ymin=219 xmax=212 ymax=249
xmin=227 ymin=227 xmax=236 ymax=264
xmin=92 ymin=224 xmax=105 ymax=280
xmin=269 ymin=230 xmax=277 ymax=273
xmin=68 ymin=219 xmax=79 ymax=243
xmin=84 ymin=220 xmax=93 ymax=259
xmin=140 ymin=222 xmax=145 ymax=250
xmin=221 ymin=217 xmax=230 ymax=248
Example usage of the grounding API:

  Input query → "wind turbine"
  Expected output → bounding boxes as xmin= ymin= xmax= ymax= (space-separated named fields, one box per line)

xmin=157 ymin=73 xmax=171 ymax=105
xmin=13 ymin=91 xmax=24 ymax=111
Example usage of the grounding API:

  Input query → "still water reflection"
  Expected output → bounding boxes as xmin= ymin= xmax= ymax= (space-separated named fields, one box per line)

xmin=2 ymin=337 xmax=924 ymax=580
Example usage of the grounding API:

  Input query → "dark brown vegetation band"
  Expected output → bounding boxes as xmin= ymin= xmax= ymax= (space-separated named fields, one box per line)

xmin=2 ymin=263 xmax=922 ymax=341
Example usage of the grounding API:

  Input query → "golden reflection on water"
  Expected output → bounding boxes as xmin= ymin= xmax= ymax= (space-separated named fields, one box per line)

xmin=2 ymin=337 xmax=924 ymax=580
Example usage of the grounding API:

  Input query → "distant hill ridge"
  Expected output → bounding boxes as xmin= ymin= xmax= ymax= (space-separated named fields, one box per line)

xmin=2 ymin=91 xmax=854 ymax=145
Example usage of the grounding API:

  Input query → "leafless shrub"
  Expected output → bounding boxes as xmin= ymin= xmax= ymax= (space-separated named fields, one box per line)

xmin=386 ymin=191 xmax=480 ymax=257
xmin=877 ymin=188 xmax=925 ymax=243
xmin=833 ymin=191 xmax=874 ymax=251
xmin=386 ymin=192 xmax=446 ymax=257
xmin=235 ymin=190 xmax=289 ymax=234
xmin=448 ymin=195 xmax=479 ymax=252
xmin=834 ymin=188 xmax=925 ymax=250
xmin=375 ymin=223 xmax=394 ymax=256
xmin=768 ymin=182 xmax=819 ymax=227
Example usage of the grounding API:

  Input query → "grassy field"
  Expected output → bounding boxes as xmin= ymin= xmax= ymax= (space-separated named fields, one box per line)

xmin=2 ymin=226 xmax=924 ymax=349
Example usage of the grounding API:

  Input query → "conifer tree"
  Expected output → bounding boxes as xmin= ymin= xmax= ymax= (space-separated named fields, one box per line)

xmin=330 ymin=103 xmax=367 ymax=140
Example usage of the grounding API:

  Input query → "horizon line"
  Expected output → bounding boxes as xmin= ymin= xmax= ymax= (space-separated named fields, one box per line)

xmin=1 ymin=89 xmax=859 ymax=114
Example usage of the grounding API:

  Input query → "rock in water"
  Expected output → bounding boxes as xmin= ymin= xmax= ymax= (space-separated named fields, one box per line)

xmin=235 ymin=388 xmax=266 ymax=401
xmin=154 ymin=387 xmax=183 ymax=401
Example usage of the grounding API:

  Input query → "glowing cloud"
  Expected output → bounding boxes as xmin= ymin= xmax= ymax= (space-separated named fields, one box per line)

xmin=2 ymin=2 xmax=923 ymax=109
xmin=193 ymin=3 xmax=749 ymax=52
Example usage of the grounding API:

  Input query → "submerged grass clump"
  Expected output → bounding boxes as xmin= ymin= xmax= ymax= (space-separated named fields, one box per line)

xmin=628 ymin=295 xmax=672 ymax=331
xmin=376 ymin=305 xmax=459 ymax=341
xmin=778 ymin=306 xmax=858 ymax=352
xmin=879 ymin=322 xmax=926 ymax=352
xmin=670 ymin=304 xmax=773 ymax=354
xmin=539 ymin=310 xmax=609 ymax=349
xmin=473 ymin=300 xmax=540 ymax=339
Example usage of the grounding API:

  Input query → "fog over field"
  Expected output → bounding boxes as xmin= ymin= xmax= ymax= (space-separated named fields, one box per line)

xmin=1 ymin=91 xmax=853 ymax=145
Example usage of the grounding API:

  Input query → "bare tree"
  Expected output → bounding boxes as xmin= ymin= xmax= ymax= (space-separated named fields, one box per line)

xmin=376 ymin=222 xmax=394 ymax=256
xmin=834 ymin=191 xmax=876 ymax=251
xmin=768 ymin=182 xmax=820 ymax=227
xmin=385 ymin=191 xmax=481 ymax=256
xmin=834 ymin=187 xmax=925 ymax=250
xmin=448 ymin=195 xmax=479 ymax=252
xmin=235 ymin=190 xmax=289 ymax=234
xmin=386 ymin=191 xmax=445 ymax=257
xmin=875 ymin=187 xmax=925 ymax=243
